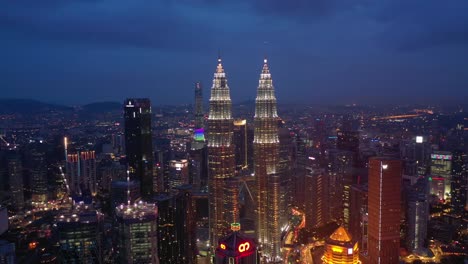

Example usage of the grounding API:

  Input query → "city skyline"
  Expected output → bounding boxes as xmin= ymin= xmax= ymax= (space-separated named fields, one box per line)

xmin=2 ymin=1 xmax=468 ymax=105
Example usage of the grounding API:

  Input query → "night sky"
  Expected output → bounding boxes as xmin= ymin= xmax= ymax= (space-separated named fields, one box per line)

xmin=2 ymin=0 xmax=468 ymax=105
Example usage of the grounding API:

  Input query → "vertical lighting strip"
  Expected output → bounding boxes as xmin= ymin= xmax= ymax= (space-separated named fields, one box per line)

xmin=378 ymin=162 xmax=384 ymax=264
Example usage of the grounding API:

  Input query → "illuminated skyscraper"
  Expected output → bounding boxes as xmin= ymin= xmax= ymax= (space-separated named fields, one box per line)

xmin=80 ymin=151 xmax=97 ymax=196
xmin=207 ymin=58 xmax=238 ymax=248
xmin=429 ymin=151 xmax=452 ymax=201
xmin=115 ymin=201 xmax=159 ymax=264
xmin=322 ymin=226 xmax=360 ymax=264
xmin=66 ymin=151 xmax=97 ymax=198
xmin=124 ymin=98 xmax=154 ymax=199
xmin=368 ymin=157 xmax=401 ymax=264
xmin=253 ymin=58 xmax=281 ymax=261
xmin=57 ymin=204 xmax=102 ymax=263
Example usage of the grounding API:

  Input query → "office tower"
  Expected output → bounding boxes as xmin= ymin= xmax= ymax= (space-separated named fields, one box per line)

xmin=215 ymin=224 xmax=258 ymax=264
xmin=234 ymin=119 xmax=249 ymax=172
xmin=66 ymin=153 xmax=80 ymax=196
xmin=66 ymin=151 xmax=97 ymax=198
xmin=429 ymin=151 xmax=452 ymax=201
xmin=451 ymin=150 xmax=467 ymax=216
xmin=207 ymin=58 xmax=238 ymax=247
xmin=30 ymin=151 xmax=48 ymax=204
xmin=175 ymin=185 xmax=197 ymax=264
xmin=278 ymin=121 xmax=293 ymax=229
xmin=80 ymin=151 xmax=97 ymax=196
xmin=349 ymin=184 xmax=368 ymax=254
xmin=115 ymin=201 xmax=159 ymax=264
xmin=327 ymin=149 xmax=354 ymax=226
xmin=124 ymin=98 xmax=154 ymax=199
xmin=304 ymin=166 xmax=329 ymax=229
xmin=57 ymin=204 xmax=102 ymax=263
xmin=154 ymin=193 xmax=178 ymax=263
xmin=168 ymin=159 xmax=189 ymax=190
xmin=368 ymin=157 xmax=401 ymax=264
xmin=322 ymin=226 xmax=360 ymax=264
xmin=194 ymin=81 xmax=204 ymax=131
xmin=406 ymin=178 xmax=429 ymax=252
xmin=400 ymin=136 xmax=431 ymax=178
xmin=189 ymin=145 xmax=208 ymax=191
xmin=253 ymin=58 xmax=281 ymax=261
xmin=192 ymin=192 xmax=210 ymax=260
xmin=7 ymin=152 xmax=24 ymax=211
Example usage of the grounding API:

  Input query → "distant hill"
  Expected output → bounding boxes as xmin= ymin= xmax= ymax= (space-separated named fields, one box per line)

xmin=81 ymin=102 xmax=121 ymax=113
xmin=0 ymin=99 xmax=72 ymax=114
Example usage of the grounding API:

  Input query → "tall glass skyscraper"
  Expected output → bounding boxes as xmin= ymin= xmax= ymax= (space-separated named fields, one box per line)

xmin=207 ymin=58 xmax=238 ymax=249
xmin=124 ymin=98 xmax=154 ymax=199
xmin=115 ymin=201 xmax=159 ymax=264
xmin=253 ymin=59 xmax=281 ymax=262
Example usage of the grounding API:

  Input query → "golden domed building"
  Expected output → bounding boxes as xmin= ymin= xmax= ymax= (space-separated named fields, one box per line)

xmin=322 ymin=226 xmax=361 ymax=264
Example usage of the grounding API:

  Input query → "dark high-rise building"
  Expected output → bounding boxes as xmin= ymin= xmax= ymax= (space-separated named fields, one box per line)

xmin=215 ymin=225 xmax=258 ymax=264
xmin=207 ymin=58 xmax=238 ymax=248
xmin=368 ymin=157 xmax=401 ymax=264
xmin=278 ymin=121 xmax=293 ymax=230
xmin=191 ymin=82 xmax=208 ymax=191
xmin=233 ymin=119 xmax=249 ymax=172
xmin=406 ymin=178 xmax=429 ymax=252
xmin=326 ymin=149 xmax=354 ymax=226
xmin=57 ymin=204 xmax=102 ymax=263
xmin=66 ymin=153 xmax=80 ymax=196
xmin=154 ymin=193 xmax=178 ymax=263
xmin=168 ymin=159 xmax=189 ymax=190
xmin=7 ymin=152 xmax=24 ymax=211
xmin=30 ymin=151 xmax=48 ymax=204
xmin=253 ymin=59 xmax=281 ymax=261
xmin=65 ymin=151 xmax=97 ymax=199
xmin=451 ymin=150 xmax=467 ymax=216
xmin=115 ymin=202 xmax=159 ymax=264
xmin=349 ymin=184 xmax=368 ymax=254
xmin=304 ymin=165 xmax=329 ymax=229
xmin=337 ymin=131 xmax=359 ymax=154
xmin=124 ymin=98 xmax=154 ymax=199
xmin=194 ymin=81 xmax=204 ymax=131
xmin=174 ymin=185 xmax=197 ymax=264
xmin=80 ymin=151 xmax=97 ymax=196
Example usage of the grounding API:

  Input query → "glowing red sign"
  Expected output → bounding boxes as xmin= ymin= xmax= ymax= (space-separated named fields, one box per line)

xmin=238 ymin=242 xmax=250 ymax=253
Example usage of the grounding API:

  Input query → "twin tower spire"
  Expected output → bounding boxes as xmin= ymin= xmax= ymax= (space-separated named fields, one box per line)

xmin=207 ymin=57 xmax=282 ymax=262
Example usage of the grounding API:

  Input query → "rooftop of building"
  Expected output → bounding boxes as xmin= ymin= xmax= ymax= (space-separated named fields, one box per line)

xmin=326 ymin=226 xmax=356 ymax=248
xmin=115 ymin=201 xmax=157 ymax=222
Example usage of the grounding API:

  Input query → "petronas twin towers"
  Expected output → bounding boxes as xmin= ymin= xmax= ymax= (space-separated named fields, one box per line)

xmin=207 ymin=58 xmax=282 ymax=262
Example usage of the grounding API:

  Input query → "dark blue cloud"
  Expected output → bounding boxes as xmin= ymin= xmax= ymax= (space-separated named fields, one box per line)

xmin=0 ymin=0 xmax=467 ymax=105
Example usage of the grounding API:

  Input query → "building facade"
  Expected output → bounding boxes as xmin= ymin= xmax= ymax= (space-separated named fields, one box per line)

xmin=253 ymin=59 xmax=282 ymax=262
xmin=124 ymin=98 xmax=154 ymax=199
xmin=207 ymin=58 xmax=238 ymax=248
xmin=368 ymin=157 xmax=401 ymax=264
